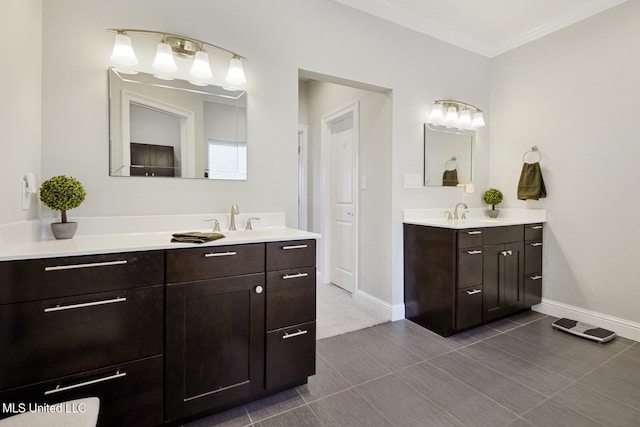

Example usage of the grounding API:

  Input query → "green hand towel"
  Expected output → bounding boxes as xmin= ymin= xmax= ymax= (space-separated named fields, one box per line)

xmin=442 ymin=169 xmax=458 ymax=186
xmin=171 ymin=232 xmax=225 ymax=244
xmin=518 ymin=162 xmax=547 ymax=200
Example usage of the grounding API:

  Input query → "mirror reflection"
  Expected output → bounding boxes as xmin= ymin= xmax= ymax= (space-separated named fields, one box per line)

xmin=424 ymin=124 xmax=474 ymax=187
xmin=109 ymin=68 xmax=247 ymax=179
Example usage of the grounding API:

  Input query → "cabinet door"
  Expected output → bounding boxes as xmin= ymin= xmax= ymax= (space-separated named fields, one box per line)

xmin=456 ymin=286 xmax=483 ymax=330
xmin=165 ymin=273 xmax=265 ymax=422
xmin=482 ymin=242 xmax=524 ymax=321
xmin=458 ymin=247 xmax=483 ymax=288
xmin=266 ymin=322 xmax=316 ymax=391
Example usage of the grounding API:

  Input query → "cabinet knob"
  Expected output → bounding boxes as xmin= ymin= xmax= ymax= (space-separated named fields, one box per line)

xmin=255 ymin=285 xmax=263 ymax=294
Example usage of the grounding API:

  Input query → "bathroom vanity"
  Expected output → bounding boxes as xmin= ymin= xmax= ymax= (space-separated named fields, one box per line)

xmin=403 ymin=214 xmax=544 ymax=337
xmin=0 ymin=227 xmax=317 ymax=425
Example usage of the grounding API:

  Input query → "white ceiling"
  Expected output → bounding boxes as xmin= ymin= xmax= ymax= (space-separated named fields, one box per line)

xmin=331 ymin=0 xmax=628 ymax=57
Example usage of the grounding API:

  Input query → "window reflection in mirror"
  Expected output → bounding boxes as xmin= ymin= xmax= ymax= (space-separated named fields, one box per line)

xmin=423 ymin=124 xmax=474 ymax=187
xmin=109 ymin=68 xmax=247 ymax=179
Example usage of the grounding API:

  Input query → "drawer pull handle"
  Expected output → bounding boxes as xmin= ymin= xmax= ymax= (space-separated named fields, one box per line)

xmin=530 ymin=275 xmax=543 ymax=280
xmin=467 ymin=231 xmax=482 ymax=235
xmin=530 ymin=242 xmax=543 ymax=247
xmin=44 ymin=297 xmax=127 ymax=313
xmin=466 ymin=289 xmax=482 ymax=295
xmin=283 ymin=272 xmax=309 ymax=280
xmin=531 ymin=225 xmax=543 ymax=230
xmin=44 ymin=370 xmax=127 ymax=395
xmin=466 ymin=250 xmax=482 ymax=255
xmin=282 ymin=244 xmax=308 ymax=250
xmin=44 ymin=260 xmax=127 ymax=272
xmin=204 ymin=251 xmax=237 ymax=257
xmin=283 ymin=329 xmax=308 ymax=339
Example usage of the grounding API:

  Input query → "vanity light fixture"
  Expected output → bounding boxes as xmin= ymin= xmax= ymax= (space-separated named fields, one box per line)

xmin=428 ymin=100 xmax=485 ymax=130
xmin=108 ymin=29 xmax=247 ymax=86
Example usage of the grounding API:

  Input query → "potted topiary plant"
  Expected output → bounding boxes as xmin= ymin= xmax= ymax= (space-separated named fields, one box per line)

xmin=39 ymin=175 xmax=87 ymax=239
xmin=483 ymin=188 xmax=503 ymax=218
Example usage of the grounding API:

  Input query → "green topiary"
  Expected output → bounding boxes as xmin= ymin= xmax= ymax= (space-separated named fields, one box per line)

xmin=482 ymin=188 xmax=503 ymax=210
xmin=39 ymin=175 xmax=87 ymax=223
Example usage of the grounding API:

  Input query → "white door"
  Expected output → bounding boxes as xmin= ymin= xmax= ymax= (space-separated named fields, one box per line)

xmin=330 ymin=115 xmax=356 ymax=293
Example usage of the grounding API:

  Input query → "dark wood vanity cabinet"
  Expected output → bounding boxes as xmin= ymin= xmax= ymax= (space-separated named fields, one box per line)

xmin=0 ymin=251 xmax=165 ymax=426
xmin=165 ymin=239 xmax=317 ymax=423
xmin=404 ymin=223 xmax=543 ymax=337
xmin=0 ymin=238 xmax=317 ymax=425
xmin=165 ymin=244 xmax=266 ymax=423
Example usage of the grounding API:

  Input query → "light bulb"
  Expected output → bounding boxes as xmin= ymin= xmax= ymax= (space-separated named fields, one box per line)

xmin=190 ymin=51 xmax=213 ymax=80
xmin=153 ymin=42 xmax=177 ymax=73
xmin=429 ymin=103 xmax=444 ymax=123
xmin=444 ymin=106 xmax=458 ymax=124
xmin=110 ymin=33 xmax=137 ymax=66
xmin=226 ymin=57 xmax=246 ymax=85
xmin=459 ymin=109 xmax=471 ymax=127
xmin=472 ymin=112 xmax=485 ymax=127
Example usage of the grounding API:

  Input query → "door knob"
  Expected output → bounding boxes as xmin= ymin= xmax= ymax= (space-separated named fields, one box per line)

xmin=255 ymin=285 xmax=263 ymax=294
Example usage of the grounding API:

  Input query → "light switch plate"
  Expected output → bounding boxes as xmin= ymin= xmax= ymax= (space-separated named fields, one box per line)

xmin=403 ymin=174 xmax=422 ymax=189
xmin=360 ymin=176 xmax=367 ymax=190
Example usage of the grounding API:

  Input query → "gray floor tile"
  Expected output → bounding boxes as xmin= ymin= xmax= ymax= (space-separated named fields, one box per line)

xmin=485 ymin=317 xmax=521 ymax=332
xmin=316 ymin=334 xmax=390 ymax=386
xmin=372 ymin=320 xmax=457 ymax=359
xmin=309 ymin=388 xmax=392 ymax=426
xmin=522 ymin=398 xmax=605 ymax=427
xmin=578 ymin=365 xmax=640 ymax=410
xmin=397 ymin=362 xmax=518 ymax=427
xmin=507 ymin=310 xmax=548 ymax=325
xmin=430 ymin=351 xmax=547 ymax=414
xmin=459 ymin=341 xmax=572 ymax=396
xmin=457 ymin=323 xmax=504 ymax=341
xmin=485 ymin=332 xmax=594 ymax=379
xmin=244 ymin=388 xmax=306 ymax=423
xmin=343 ymin=325 xmax=423 ymax=371
xmin=552 ymin=383 xmax=640 ymax=427
xmin=182 ymin=405 xmax=250 ymax=427
xmin=253 ymin=405 xmax=321 ymax=427
xmin=355 ymin=373 xmax=465 ymax=427
xmin=505 ymin=418 xmax=537 ymax=427
xmin=296 ymin=353 xmax=351 ymax=403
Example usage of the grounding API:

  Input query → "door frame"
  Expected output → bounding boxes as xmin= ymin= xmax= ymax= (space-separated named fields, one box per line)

xmin=320 ymin=101 xmax=359 ymax=295
xmin=298 ymin=125 xmax=309 ymax=230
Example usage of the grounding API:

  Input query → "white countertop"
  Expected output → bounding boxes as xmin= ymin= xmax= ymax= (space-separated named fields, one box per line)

xmin=0 ymin=227 xmax=320 ymax=262
xmin=0 ymin=213 xmax=320 ymax=261
xmin=403 ymin=208 xmax=546 ymax=229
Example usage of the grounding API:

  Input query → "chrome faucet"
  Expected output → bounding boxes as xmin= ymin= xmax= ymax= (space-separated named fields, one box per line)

xmin=229 ymin=204 xmax=239 ymax=231
xmin=453 ymin=203 xmax=468 ymax=220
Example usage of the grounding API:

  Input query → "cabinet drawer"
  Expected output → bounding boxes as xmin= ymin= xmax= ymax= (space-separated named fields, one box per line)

xmin=266 ymin=322 xmax=316 ymax=391
xmin=166 ymin=243 xmax=265 ymax=283
xmin=483 ymin=225 xmax=524 ymax=245
xmin=458 ymin=248 xmax=483 ymax=288
xmin=524 ymin=241 xmax=543 ymax=274
xmin=0 ymin=286 xmax=163 ymax=389
xmin=457 ymin=229 xmax=483 ymax=248
xmin=524 ymin=273 xmax=543 ymax=307
xmin=266 ymin=240 xmax=316 ymax=271
xmin=266 ymin=267 xmax=316 ymax=331
xmin=456 ymin=286 xmax=483 ymax=330
xmin=0 ymin=355 xmax=163 ymax=426
xmin=524 ymin=223 xmax=544 ymax=241
xmin=0 ymin=251 xmax=163 ymax=304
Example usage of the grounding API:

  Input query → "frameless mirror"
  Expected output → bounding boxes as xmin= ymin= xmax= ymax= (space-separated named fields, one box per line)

xmin=424 ymin=124 xmax=474 ymax=187
xmin=109 ymin=68 xmax=247 ymax=179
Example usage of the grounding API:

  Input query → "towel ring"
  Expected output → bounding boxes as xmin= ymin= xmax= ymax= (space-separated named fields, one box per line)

xmin=523 ymin=146 xmax=541 ymax=163
xmin=444 ymin=156 xmax=457 ymax=170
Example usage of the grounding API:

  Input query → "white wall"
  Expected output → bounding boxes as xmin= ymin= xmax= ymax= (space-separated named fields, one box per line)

xmin=35 ymin=0 xmax=489 ymax=309
xmin=490 ymin=1 xmax=640 ymax=323
xmin=0 ymin=0 xmax=42 ymax=223
xmin=301 ymin=78 xmax=393 ymax=302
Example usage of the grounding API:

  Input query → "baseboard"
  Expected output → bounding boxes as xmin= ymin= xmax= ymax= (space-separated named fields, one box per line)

xmin=534 ymin=298 xmax=640 ymax=342
xmin=354 ymin=289 xmax=405 ymax=321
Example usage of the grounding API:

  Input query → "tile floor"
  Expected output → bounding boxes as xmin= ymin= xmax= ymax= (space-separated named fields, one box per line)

xmin=185 ymin=311 xmax=640 ymax=426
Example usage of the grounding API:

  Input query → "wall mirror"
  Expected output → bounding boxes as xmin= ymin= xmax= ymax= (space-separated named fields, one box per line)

xmin=424 ymin=124 xmax=474 ymax=187
xmin=109 ymin=68 xmax=247 ymax=179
